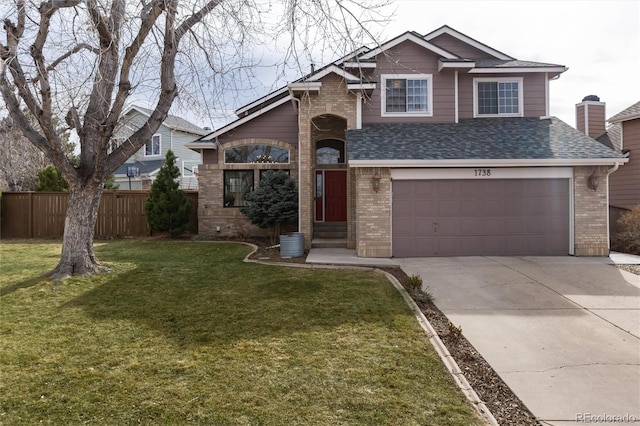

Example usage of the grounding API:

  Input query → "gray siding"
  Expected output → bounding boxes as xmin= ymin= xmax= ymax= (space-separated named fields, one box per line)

xmin=610 ymin=119 xmax=640 ymax=209
xmin=114 ymin=110 xmax=203 ymax=190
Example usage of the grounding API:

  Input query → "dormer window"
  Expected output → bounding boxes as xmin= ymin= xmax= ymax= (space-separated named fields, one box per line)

xmin=382 ymin=74 xmax=433 ymax=117
xmin=474 ymin=77 xmax=523 ymax=117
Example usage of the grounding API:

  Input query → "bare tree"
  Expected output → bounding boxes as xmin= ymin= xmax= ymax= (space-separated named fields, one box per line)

xmin=0 ymin=0 xmax=388 ymax=278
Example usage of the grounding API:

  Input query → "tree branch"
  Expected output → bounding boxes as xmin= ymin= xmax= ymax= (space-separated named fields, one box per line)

xmin=0 ymin=63 xmax=75 ymax=180
xmin=39 ymin=43 xmax=100 ymax=78
xmin=176 ymin=0 xmax=222 ymax=41
xmin=105 ymin=0 xmax=165 ymax=132
xmin=84 ymin=0 xmax=111 ymax=46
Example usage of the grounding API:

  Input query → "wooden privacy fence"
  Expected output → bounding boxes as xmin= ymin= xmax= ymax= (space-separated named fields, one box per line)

xmin=1 ymin=191 xmax=198 ymax=239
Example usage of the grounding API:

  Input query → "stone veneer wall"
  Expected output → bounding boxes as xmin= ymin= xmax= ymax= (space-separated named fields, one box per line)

xmin=355 ymin=167 xmax=392 ymax=257
xmin=197 ymin=138 xmax=297 ymax=238
xmin=296 ymin=74 xmax=358 ymax=249
xmin=574 ymin=165 xmax=609 ymax=256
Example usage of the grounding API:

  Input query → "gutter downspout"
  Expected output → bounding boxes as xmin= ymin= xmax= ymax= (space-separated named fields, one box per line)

xmin=291 ymin=95 xmax=302 ymax=233
xmin=605 ymin=162 xmax=620 ymax=251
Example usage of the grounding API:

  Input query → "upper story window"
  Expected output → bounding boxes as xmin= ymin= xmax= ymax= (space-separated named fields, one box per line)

xmin=382 ymin=74 xmax=433 ymax=117
xmin=474 ymin=77 xmax=523 ymax=117
xmin=145 ymin=134 xmax=161 ymax=156
xmin=224 ymin=144 xmax=289 ymax=164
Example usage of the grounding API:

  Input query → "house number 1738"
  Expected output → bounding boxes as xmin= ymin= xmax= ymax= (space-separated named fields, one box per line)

xmin=474 ymin=169 xmax=491 ymax=177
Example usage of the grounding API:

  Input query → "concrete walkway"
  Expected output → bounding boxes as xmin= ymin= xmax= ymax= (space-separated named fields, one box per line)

xmin=307 ymin=249 xmax=640 ymax=425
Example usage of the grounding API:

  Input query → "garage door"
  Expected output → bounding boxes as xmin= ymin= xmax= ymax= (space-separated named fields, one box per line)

xmin=392 ymin=179 xmax=570 ymax=257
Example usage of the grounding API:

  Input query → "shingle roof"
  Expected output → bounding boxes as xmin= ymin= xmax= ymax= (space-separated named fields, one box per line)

xmin=132 ymin=106 xmax=207 ymax=135
xmin=473 ymin=59 xmax=565 ymax=69
xmin=114 ymin=159 xmax=165 ymax=175
xmin=608 ymin=100 xmax=640 ymax=123
xmin=596 ymin=123 xmax=622 ymax=151
xmin=346 ymin=117 xmax=625 ymax=161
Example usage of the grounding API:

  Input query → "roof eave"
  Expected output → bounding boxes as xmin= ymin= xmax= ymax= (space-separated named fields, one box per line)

xmin=348 ymin=158 xmax=629 ymax=167
xmin=438 ymin=60 xmax=476 ymax=71
xmin=347 ymin=82 xmax=376 ymax=91
xmin=185 ymin=142 xmax=218 ymax=150
xmin=468 ymin=66 xmax=568 ymax=74
xmin=609 ymin=112 xmax=640 ymax=124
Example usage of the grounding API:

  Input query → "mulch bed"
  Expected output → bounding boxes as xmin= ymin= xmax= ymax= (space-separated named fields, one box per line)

xmin=223 ymin=237 xmax=639 ymax=425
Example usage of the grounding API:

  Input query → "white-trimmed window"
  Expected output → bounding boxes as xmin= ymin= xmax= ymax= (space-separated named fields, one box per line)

xmin=182 ymin=161 xmax=199 ymax=177
xmin=474 ymin=77 xmax=523 ymax=117
xmin=145 ymin=134 xmax=161 ymax=156
xmin=382 ymin=74 xmax=433 ymax=117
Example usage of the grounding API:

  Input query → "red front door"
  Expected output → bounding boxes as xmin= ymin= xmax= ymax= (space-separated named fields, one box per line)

xmin=324 ymin=170 xmax=347 ymax=222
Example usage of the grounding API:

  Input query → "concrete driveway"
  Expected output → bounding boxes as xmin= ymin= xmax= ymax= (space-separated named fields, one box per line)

xmin=395 ymin=256 xmax=640 ymax=426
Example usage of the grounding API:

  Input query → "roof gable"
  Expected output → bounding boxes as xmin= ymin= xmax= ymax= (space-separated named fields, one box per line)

xmin=359 ymin=31 xmax=459 ymax=60
xmin=124 ymin=105 xmax=207 ymax=136
xmin=424 ymin=25 xmax=514 ymax=60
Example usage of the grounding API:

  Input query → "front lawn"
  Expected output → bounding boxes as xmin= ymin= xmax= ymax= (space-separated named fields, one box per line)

xmin=0 ymin=240 xmax=482 ymax=425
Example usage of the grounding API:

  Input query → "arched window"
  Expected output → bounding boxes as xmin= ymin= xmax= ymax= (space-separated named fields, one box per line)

xmin=225 ymin=144 xmax=289 ymax=164
xmin=316 ymin=139 xmax=345 ymax=164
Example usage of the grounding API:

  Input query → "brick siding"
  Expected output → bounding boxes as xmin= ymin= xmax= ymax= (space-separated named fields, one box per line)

xmin=574 ymin=166 xmax=609 ymax=256
xmin=355 ymin=167 xmax=392 ymax=257
xmin=197 ymin=138 xmax=297 ymax=238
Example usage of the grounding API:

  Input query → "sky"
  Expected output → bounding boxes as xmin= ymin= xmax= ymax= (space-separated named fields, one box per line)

xmin=196 ymin=0 xmax=640 ymax=130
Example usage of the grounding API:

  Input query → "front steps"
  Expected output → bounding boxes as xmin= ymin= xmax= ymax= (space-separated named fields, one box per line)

xmin=312 ymin=221 xmax=347 ymax=248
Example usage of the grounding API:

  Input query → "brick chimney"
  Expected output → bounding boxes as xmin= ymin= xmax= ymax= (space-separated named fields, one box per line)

xmin=576 ymin=95 xmax=606 ymax=138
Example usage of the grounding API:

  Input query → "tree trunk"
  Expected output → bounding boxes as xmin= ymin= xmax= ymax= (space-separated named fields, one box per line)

xmin=50 ymin=182 xmax=106 ymax=279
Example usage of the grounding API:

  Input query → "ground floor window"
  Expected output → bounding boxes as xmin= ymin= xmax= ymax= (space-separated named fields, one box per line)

xmin=224 ymin=170 xmax=253 ymax=207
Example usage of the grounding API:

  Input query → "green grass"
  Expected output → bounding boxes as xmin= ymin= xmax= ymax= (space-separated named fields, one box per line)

xmin=0 ymin=240 xmax=482 ymax=425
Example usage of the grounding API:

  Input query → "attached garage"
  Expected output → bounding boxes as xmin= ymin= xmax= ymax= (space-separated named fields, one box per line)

xmin=392 ymin=178 xmax=570 ymax=257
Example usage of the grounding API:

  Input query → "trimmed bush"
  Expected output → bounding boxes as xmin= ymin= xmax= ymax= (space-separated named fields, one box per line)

xmin=240 ymin=170 xmax=298 ymax=244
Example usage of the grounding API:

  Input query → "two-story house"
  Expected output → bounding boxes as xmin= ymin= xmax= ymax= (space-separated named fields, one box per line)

xmin=188 ymin=25 xmax=627 ymax=257
xmin=113 ymin=105 xmax=208 ymax=190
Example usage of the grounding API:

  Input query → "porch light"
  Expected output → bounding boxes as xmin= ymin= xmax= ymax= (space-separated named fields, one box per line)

xmin=587 ymin=170 xmax=600 ymax=191
xmin=371 ymin=170 xmax=381 ymax=192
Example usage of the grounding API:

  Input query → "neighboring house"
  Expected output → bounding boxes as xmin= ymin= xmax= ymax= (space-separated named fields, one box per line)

xmin=578 ymin=98 xmax=639 ymax=234
xmin=113 ymin=106 xmax=208 ymax=190
xmin=188 ymin=25 xmax=627 ymax=257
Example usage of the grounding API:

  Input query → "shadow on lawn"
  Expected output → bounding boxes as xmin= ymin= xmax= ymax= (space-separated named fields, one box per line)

xmin=0 ymin=274 xmax=51 ymax=297
xmin=63 ymin=259 xmax=403 ymax=346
